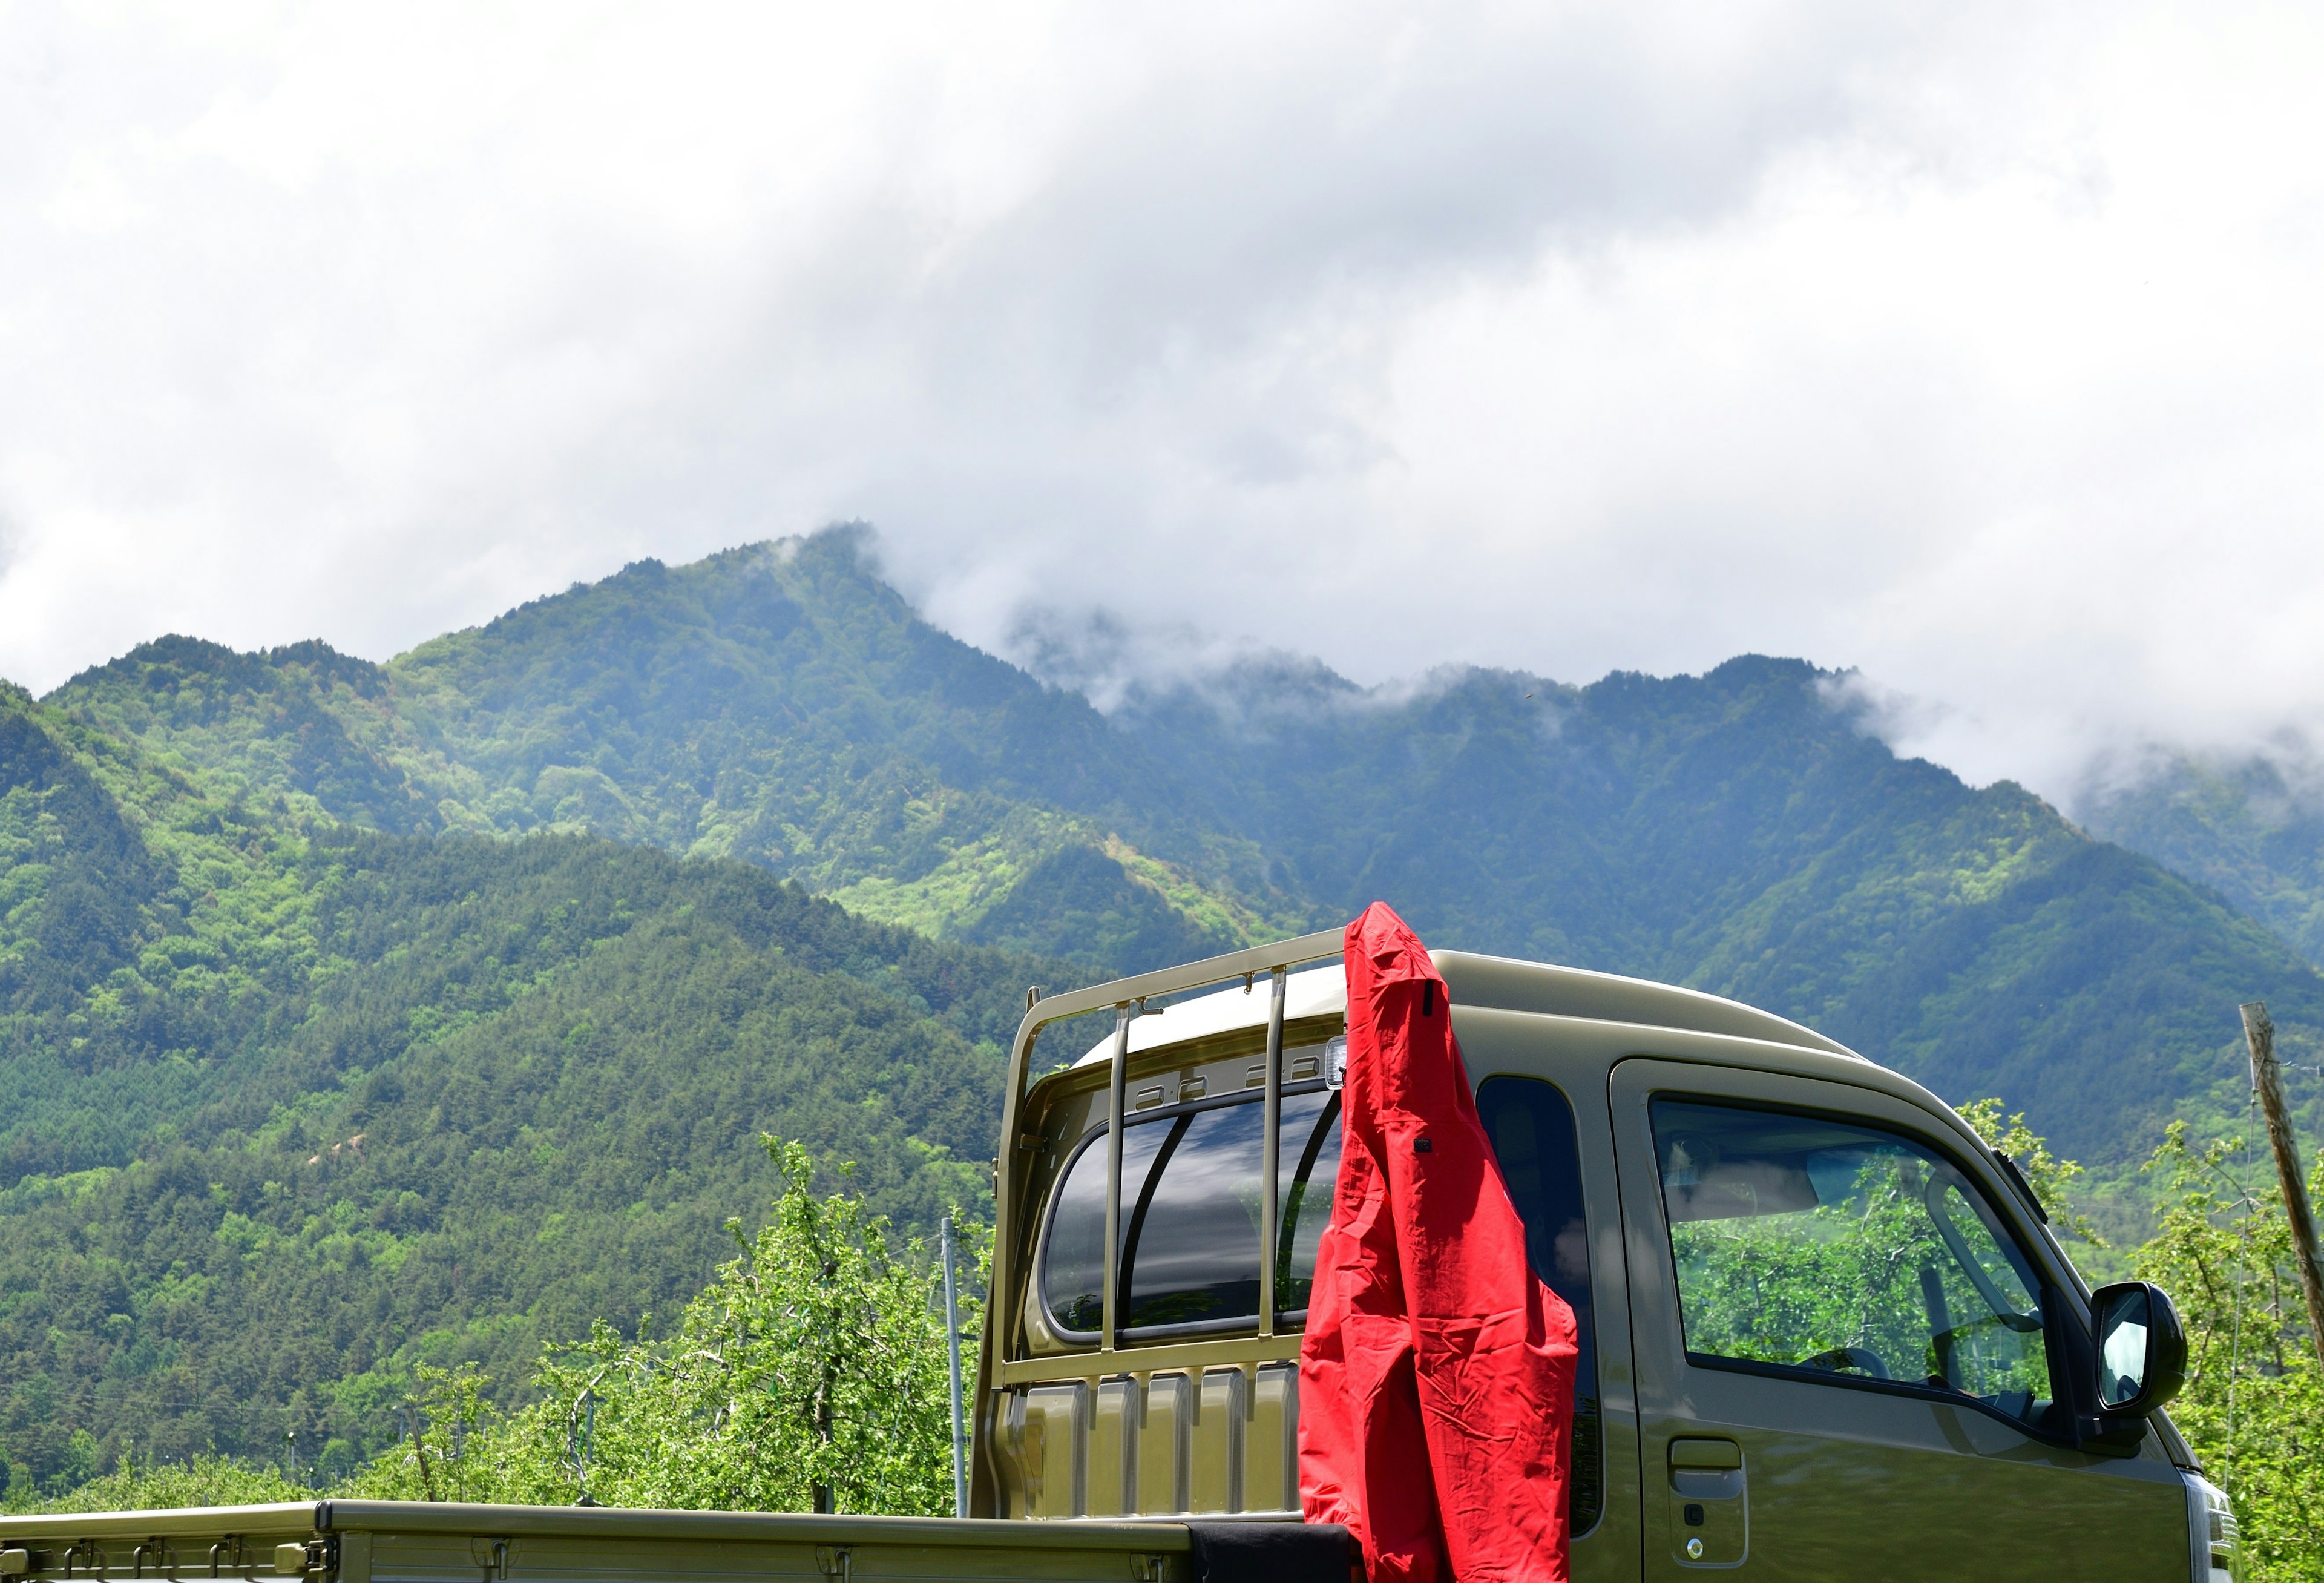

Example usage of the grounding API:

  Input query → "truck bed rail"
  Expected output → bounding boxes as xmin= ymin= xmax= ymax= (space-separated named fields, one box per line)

xmin=0 ymin=1502 xmax=1197 ymax=1583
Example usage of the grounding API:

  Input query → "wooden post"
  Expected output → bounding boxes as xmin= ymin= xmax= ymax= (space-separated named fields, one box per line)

xmin=2240 ymin=1001 xmax=2324 ymax=1369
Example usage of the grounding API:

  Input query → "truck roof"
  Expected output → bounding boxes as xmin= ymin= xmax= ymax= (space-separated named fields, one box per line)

xmin=1074 ymin=949 xmax=1861 ymax=1065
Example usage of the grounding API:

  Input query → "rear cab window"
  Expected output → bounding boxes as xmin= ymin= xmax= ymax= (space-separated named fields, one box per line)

xmin=1040 ymin=1082 xmax=1344 ymax=1337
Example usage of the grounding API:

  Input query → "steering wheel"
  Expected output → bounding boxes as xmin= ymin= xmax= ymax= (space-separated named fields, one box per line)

xmin=1804 ymin=1345 xmax=1891 ymax=1380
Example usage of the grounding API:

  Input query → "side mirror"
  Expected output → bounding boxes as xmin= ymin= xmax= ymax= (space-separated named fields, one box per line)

xmin=2089 ymin=1280 xmax=2187 ymax=1415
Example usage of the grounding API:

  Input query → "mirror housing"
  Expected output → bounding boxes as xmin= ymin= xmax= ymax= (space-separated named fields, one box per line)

xmin=2043 ymin=1280 xmax=2188 ymax=1456
xmin=2089 ymin=1280 xmax=2187 ymax=1417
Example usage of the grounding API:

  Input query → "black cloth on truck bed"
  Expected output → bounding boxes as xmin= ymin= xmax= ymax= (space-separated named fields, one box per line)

xmin=1184 ymin=1523 xmax=1357 ymax=1583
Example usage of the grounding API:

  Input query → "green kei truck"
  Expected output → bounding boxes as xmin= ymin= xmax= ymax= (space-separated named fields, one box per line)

xmin=0 ymin=932 xmax=2239 ymax=1581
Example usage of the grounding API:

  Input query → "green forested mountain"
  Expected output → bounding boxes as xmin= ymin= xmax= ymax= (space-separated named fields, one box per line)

xmin=2079 ymin=751 xmax=2324 ymax=972
xmin=30 ymin=530 xmax=2324 ymax=1160
xmin=49 ymin=533 xmax=1301 ymax=969
xmin=0 ymin=774 xmax=1045 ymax=1490
xmin=5 ymin=525 xmax=2323 ymax=1499
xmin=1118 ymin=656 xmax=2324 ymax=1165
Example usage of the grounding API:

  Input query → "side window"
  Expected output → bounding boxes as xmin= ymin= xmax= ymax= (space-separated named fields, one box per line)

xmin=1650 ymin=1098 xmax=2058 ymax=1432
xmin=1042 ymin=1085 xmax=1342 ymax=1339
xmin=1478 ymin=1077 xmax=1602 ymax=1536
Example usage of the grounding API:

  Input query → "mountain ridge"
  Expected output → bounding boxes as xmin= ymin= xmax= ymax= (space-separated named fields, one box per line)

xmin=47 ymin=536 xmax=1298 ymax=969
xmin=1114 ymin=651 xmax=2324 ymax=1162
xmin=28 ymin=532 xmax=2323 ymax=1165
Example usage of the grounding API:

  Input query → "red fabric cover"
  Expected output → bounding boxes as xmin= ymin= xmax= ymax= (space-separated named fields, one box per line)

xmin=1298 ymin=903 xmax=1577 ymax=1583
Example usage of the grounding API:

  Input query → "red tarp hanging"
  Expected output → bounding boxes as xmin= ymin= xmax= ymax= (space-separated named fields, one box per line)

xmin=1298 ymin=903 xmax=1577 ymax=1583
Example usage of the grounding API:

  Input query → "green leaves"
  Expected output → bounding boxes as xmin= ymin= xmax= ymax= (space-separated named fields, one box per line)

xmin=1952 ymin=1101 xmax=2321 ymax=1582
xmin=7 ymin=1145 xmax=982 ymax=1517
xmin=8 ymin=1452 xmax=307 ymax=1515
xmin=0 ymin=829 xmax=1035 ymax=1496
xmin=1955 ymin=1097 xmax=2105 ymax=1246
xmin=338 ymin=1139 xmax=979 ymax=1516
xmin=2135 ymin=1124 xmax=2324 ymax=1583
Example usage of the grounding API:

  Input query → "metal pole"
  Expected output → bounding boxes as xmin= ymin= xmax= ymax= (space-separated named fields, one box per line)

xmin=1258 ymin=968 xmax=1287 ymax=1336
xmin=939 ymin=1216 xmax=969 ymax=1518
xmin=1102 ymin=1004 xmax=1132 ymax=1353
xmin=2241 ymin=1002 xmax=2324 ymax=1370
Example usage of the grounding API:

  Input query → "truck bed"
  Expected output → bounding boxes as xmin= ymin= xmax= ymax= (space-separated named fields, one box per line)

xmin=0 ymin=1503 xmax=1203 ymax=1583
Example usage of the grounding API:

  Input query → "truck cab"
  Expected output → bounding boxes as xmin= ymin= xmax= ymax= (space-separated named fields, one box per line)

xmin=974 ymin=935 xmax=2230 ymax=1580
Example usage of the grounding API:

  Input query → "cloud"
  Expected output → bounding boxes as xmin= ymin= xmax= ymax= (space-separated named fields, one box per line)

xmin=1 ymin=1 xmax=2321 ymax=803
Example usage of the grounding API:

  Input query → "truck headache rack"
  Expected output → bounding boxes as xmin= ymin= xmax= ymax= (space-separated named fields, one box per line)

xmin=982 ymin=930 xmax=1347 ymax=1518
xmin=994 ymin=930 xmax=1344 ymax=1372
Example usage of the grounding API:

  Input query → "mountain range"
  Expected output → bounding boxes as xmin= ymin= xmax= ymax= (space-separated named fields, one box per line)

xmin=3 ymin=524 xmax=2320 ymax=1495
xmin=2079 ymin=750 xmax=2324 ymax=974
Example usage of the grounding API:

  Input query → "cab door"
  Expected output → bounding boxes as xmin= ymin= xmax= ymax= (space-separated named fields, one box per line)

xmin=1609 ymin=1058 xmax=2188 ymax=1580
xmin=1453 ymin=1004 xmax=1644 ymax=1583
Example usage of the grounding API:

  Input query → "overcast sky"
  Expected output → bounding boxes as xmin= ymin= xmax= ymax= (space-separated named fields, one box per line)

xmin=4 ymin=1 xmax=2320 ymax=801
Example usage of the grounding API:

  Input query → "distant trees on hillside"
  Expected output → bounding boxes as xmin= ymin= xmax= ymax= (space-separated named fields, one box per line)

xmin=339 ymin=1137 xmax=975 ymax=1516
xmin=12 ymin=1137 xmax=978 ymax=1520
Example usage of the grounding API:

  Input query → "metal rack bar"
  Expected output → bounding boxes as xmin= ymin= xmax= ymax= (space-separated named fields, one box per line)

xmin=1256 ymin=968 xmax=1286 ymax=1337
xmin=1101 ymin=1004 xmax=1131 ymax=1354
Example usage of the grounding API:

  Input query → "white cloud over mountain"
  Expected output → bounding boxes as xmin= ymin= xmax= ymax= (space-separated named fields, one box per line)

xmin=2 ymin=1 xmax=2320 ymax=799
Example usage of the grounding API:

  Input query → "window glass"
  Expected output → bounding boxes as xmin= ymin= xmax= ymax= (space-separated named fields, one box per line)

xmin=1042 ymin=1085 xmax=1342 ymax=1338
xmin=1651 ymin=1098 xmax=2058 ymax=1431
xmin=1478 ymin=1077 xmax=1602 ymax=1535
xmin=1275 ymin=1089 xmax=1344 ymax=1313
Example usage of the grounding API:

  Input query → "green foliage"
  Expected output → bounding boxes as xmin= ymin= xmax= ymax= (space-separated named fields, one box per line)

xmin=1955 ymin=1096 xmax=2105 ymax=1246
xmin=5 ymin=1452 xmax=308 ymax=1515
xmin=50 ymin=636 xmax=439 ymax=838
xmin=340 ymin=1139 xmax=976 ymax=1515
xmin=32 ymin=536 xmax=2324 ymax=1166
xmin=44 ymin=535 xmax=1295 ymax=970
xmin=0 ymin=821 xmax=1039 ymax=1489
xmin=11 ymin=1147 xmax=979 ymax=1518
xmin=2134 ymin=1124 xmax=2324 ymax=1583
xmin=369 ymin=1362 xmax=497 ymax=1504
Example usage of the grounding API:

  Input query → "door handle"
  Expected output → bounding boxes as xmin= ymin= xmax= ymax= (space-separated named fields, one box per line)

xmin=1667 ymin=1439 xmax=1746 ymax=1565
xmin=1669 ymin=1437 xmax=1742 ymax=1471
